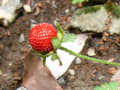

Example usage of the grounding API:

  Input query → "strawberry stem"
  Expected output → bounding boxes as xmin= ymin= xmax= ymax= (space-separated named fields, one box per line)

xmin=55 ymin=51 xmax=62 ymax=65
xmin=60 ymin=46 xmax=120 ymax=66
xmin=43 ymin=56 xmax=46 ymax=66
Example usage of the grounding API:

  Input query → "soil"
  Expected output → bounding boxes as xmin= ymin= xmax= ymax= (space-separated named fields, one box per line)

xmin=0 ymin=0 xmax=120 ymax=90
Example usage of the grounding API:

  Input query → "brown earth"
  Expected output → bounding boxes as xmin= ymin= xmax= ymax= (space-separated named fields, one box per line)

xmin=0 ymin=0 xmax=120 ymax=90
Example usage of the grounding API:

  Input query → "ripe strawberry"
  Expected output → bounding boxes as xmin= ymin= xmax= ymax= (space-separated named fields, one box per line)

xmin=29 ymin=23 xmax=57 ymax=52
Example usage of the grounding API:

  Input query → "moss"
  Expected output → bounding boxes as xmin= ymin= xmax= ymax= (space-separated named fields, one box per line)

xmin=75 ymin=5 xmax=101 ymax=15
xmin=75 ymin=3 xmax=120 ymax=18
xmin=104 ymin=3 xmax=120 ymax=18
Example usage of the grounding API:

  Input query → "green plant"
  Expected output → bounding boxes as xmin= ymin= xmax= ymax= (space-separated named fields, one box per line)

xmin=94 ymin=82 xmax=120 ymax=90
xmin=72 ymin=0 xmax=88 ymax=4
xmin=29 ymin=22 xmax=120 ymax=66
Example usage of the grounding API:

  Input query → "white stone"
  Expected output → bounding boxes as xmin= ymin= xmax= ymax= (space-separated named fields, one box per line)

xmin=68 ymin=69 xmax=75 ymax=76
xmin=65 ymin=9 xmax=69 ymax=13
xmin=87 ymin=48 xmax=96 ymax=56
xmin=109 ymin=18 xmax=120 ymax=34
xmin=0 ymin=0 xmax=22 ymax=26
xmin=46 ymin=34 xmax=88 ymax=79
xmin=16 ymin=86 xmax=27 ymax=90
xmin=75 ymin=57 xmax=82 ymax=65
xmin=19 ymin=33 xmax=25 ymax=43
xmin=23 ymin=4 xmax=32 ymax=13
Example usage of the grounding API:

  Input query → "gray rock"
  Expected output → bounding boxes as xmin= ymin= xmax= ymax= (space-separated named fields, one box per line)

xmin=58 ymin=76 xmax=66 ymax=85
xmin=71 ymin=4 xmax=120 ymax=34
xmin=0 ymin=0 xmax=22 ymax=26
xmin=109 ymin=18 xmax=120 ymax=34
xmin=70 ymin=5 xmax=108 ymax=33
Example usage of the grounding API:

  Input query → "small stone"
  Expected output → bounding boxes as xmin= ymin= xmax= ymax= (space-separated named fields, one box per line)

xmin=98 ymin=76 xmax=105 ymax=80
xmin=9 ymin=62 xmax=12 ymax=67
xmin=23 ymin=4 xmax=32 ymax=13
xmin=68 ymin=69 xmax=75 ymax=76
xmin=71 ymin=6 xmax=76 ymax=12
xmin=75 ymin=57 xmax=82 ymax=65
xmin=87 ymin=48 xmax=96 ymax=56
xmin=19 ymin=33 xmax=25 ymax=43
xmin=16 ymin=86 xmax=27 ymax=90
xmin=30 ymin=19 xmax=37 ymax=29
xmin=65 ymin=9 xmax=69 ymax=13
xmin=30 ymin=24 xmax=36 ymax=29
xmin=67 ymin=75 xmax=75 ymax=81
xmin=57 ymin=76 xmax=66 ymax=85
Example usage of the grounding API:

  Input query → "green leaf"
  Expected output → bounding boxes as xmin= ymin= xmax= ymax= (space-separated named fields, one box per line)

xmin=56 ymin=22 xmax=63 ymax=41
xmin=52 ymin=37 xmax=61 ymax=50
xmin=63 ymin=33 xmax=76 ymax=42
xmin=72 ymin=0 xmax=88 ymax=4
xmin=94 ymin=82 xmax=120 ymax=90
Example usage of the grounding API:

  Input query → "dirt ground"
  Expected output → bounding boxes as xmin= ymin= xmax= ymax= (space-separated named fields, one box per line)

xmin=0 ymin=0 xmax=120 ymax=90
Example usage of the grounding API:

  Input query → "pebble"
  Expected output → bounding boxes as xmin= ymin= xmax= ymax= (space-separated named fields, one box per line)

xmin=9 ymin=62 xmax=13 ymax=67
xmin=65 ymin=9 xmax=69 ymax=13
xmin=30 ymin=19 xmax=37 ymax=29
xmin=19 ymin=33 xmax=25 ymax=43
xmin=75 ymin=57 xmax=82 ymax=65
xmin=23 ymin=4 xmax=32 ymax=13
xmin=16 ymin=86 xmax=27 ymax=90
xmin=30 ymin=24 xmax=36 ymax=29
xmin=67 ymin=75 xmax=75 ymax=81
xmin=57 ymin=76 xmax=66 ymax=85
xmin=68 ymin=69 xmax=75 ymax=76
xmin=71 ymin=6 xmax=76 ymax=12
xmin=30 ymin=19 xmax=37 ymax=24
xmin=87 ymin=48 xmax=96 ymax=56
xmin=98 ymin=76 xmax=105 ymax=80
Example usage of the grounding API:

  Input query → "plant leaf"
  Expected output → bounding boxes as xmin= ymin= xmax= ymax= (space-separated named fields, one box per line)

xmin=94 ymin=82 xmax=120 ymax=90
xmin=56 ymin=22 xmax=63 ymax=41
xmin=52 ymin=37 xmax=61 ymax=50
xmin=63 ymin=33 xmax=76 ymax=42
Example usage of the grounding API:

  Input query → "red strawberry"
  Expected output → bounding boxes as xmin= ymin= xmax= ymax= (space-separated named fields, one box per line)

xmin=29 ymin=23 xmax=57 ymax=52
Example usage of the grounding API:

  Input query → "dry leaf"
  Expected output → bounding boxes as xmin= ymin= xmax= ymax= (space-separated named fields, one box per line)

xmin=21 ymin=49 xmax=63 ymax=90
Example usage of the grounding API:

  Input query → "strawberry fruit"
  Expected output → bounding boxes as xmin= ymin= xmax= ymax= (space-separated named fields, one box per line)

xmin=29 ymin=23 xmax=57 ymax=52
